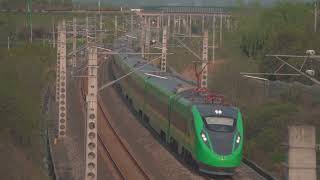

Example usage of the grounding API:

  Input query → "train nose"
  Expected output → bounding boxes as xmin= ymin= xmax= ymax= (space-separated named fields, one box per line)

xmin=208 ymin=131 xmax=234 ymax=156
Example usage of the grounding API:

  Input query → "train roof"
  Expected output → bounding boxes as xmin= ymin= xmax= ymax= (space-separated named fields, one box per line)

xmin=114 ymin=39 xmax=194 ymax=92
xmin=112 ymin=36 xmax=239 ymax=115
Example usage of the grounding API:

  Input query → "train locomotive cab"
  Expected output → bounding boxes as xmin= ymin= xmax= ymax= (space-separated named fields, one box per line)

xmin=192 ymin=104 xmax=243 ymax=176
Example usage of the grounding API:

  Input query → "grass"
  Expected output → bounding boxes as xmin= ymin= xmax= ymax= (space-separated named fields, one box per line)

xmin=0 ymin=12 xmax=58 ymax=179
xmin=0 ymin=43 xmax=55 ymax=180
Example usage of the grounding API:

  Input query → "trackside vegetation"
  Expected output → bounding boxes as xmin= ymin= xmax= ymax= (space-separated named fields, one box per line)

xmin=0 ymin=12 xmax=57 ymax=179
xmin=166 ymin=2 xmax=319 ymax=179
xmin=210 ymin=2 xmax=320 ymax=179
xmin=0 ymin=44 xmax=55 ymax=179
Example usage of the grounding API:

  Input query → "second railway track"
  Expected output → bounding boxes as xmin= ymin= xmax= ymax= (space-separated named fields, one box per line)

xmin=80 ymin=79 xmax=151 ymax=180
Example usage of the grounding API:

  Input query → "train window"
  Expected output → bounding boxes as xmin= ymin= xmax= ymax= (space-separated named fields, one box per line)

xmin=204 ymin=117 xmax=235 ymax=132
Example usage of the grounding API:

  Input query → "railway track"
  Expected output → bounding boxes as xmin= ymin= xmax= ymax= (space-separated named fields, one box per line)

xmin=104 ymin=61 xmax=273 ymax=180
xmin=80 ymin=79 xmax=150 ymax=180
xmin=97 ymin=134 xmax=125 ymax=180
xmin=77 ymin=59 xmax=274 ymax=180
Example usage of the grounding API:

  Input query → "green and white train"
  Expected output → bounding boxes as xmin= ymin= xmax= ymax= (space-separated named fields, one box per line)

xmin=110 ymin=36 xmax=244 ymax=175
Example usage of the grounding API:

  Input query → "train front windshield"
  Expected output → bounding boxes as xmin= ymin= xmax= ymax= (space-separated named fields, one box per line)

xmin=204 ymin=117 xmax=235 ymax=132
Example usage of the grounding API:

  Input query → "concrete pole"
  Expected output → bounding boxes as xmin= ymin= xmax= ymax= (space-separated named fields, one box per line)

xmin=173 ymin=15 xmax=176 ymax=36
xmin=98 ymin=0 xmax=101 ymax=13
xmin=145 ymin=17 xmax=151 ymax=60
xmin=161 ymin=14 xmax=164 ymax=28
xmin=220 ymin=14 xmax=223 ymax=46
xmin=30 ymin=20 xmax=33 ymax=43
xmin=202 ymin=15 xmax=205 ymax=33
xmin=201 ymin=30 xmax=208 ymax=88
xmin=122 ymin=19 xmax=125 ymax=33
xmin=157 ymin=16 xmax=160 ymax=42
xmin=184 ymin=16 xmax=188 ymax=34
xmin=114 ymin=16 xmax=118 ymax=38
xmin=99 ymin=0 xmax=102 ymax=31
xmin=212 ymin=16 xmax=216 ymax=64
xmin=161 ymin=27 xmax=167 ymax=72
xmin=226 ymin=17 xmax=231 ymax=32
xmin=315 ymin=1 xmax=318 ymax=33
xmin=167 ymin=15 xmax=171 ymax=32
xmin=189 ymin=15 xmax=192 ymax=36
xmin=100 ymin=14 xmax=103 ymax=31
xmin=7 ymin=36 xmax=9 ymax=50
xmin=57 ymin=20 xmax=67 ymax=138
xmin=72 ymin=17 xmax=77 ymax=68
xmin=141 ymin=16 xmax=146 ymax=58
xmin=56 ymin=24 xmax=61 ymax=103
xmin=182 ymin=16 xmax=186 ymax=34
xmin=27 ymin=0 xmax=32 ymax=43
xmin=85 ymin=46 xmax=98 ymax=180
xmin=99 ymin=14 xmax=103 ymax=46
xmin=86 ymin=15 xmax=89 ymax=44
xmin=131 ymin=14 xmax=134 ymax=32
xmin=178 ymin=16 xmax=181 ymax=33
xmin=53 ymin=21 xmax=56 ymax=48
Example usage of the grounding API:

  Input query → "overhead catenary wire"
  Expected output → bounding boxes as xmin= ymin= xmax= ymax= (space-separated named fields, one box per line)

xmin=99 ymin=55 xmax=162 ymax=91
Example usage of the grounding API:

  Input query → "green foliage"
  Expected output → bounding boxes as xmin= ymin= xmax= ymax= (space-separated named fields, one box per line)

xmin=0 ymin=45 xmax=55 ymax=143
xmin=245 ymin=100 xmax=298 ymax=138
xmin=0 ymin=43 xmax=54 ymax=180
xmin=279 ymin=86 xmax=302 ymax=103
xmin=243 ymin=100 xmax=298 ymax=173
xmin=233 ymin=2 xmax=320 ymax=84
xmin=237 ymin=2 xmax=315 ymax=58
xmin=0 ymin=13 xmax=70 ymax=47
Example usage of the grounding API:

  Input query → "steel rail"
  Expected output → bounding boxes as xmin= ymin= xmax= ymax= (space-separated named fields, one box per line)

xmin=80 ymin=80 xmax=125 ymax=180
xmin=97 ymin=135 xmax=126 ymax=180
xmin=243 ymin=158 xmax=278 ymax=180
xmin=97 ymin=99 xmax=151 ymax=180
xmin=80 ymin=78 xmax=150 ymax=180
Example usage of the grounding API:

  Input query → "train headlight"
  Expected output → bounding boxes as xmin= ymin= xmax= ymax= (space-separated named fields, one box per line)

xmin=201 ymin=133 xmax=208 ymax=142
xmin=200 ymin=130 xmax=211 ymax=148
xmin=236 ymin=135 xmax=241 ymax=144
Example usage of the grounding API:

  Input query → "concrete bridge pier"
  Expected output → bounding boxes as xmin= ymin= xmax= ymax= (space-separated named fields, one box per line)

xmin=288 ymin=126 xmax=317 ymax=180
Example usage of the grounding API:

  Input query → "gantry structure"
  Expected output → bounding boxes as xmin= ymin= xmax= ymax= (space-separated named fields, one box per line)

xmin=136 ymin=6 xmax=232 ymax=88
xmin=137 ymin=6 xmax=231 ymax=34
